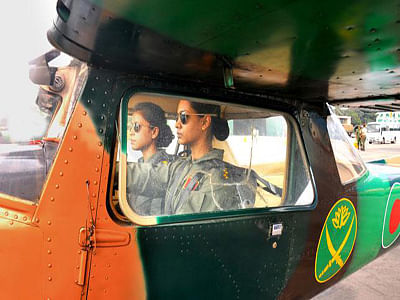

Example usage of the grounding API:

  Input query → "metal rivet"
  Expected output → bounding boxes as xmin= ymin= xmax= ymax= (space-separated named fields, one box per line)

xmin=100 ymin=116 xmax=105 ymax=120
xmin=4 ymin=211 xmax=8 ymax=216
xmin=48 ymin=250 xmax=52 ymax=254
xmin=93 ymin=181 xmax=98 ymax=185
xmin=48 ymin=221 xmax=52 ymax=225
xmin=78 ymin=250 xmax=81 ymax=254
xmin=102 ymin=103 xmax=106 ymax=108
xmin=23 ymin=216 xmax=27 ymax=221
xmin=14 ymin=215 xmax=18 ymax=219
xmin=48 ymin=237 xmax=52 ymax=242
xmin=59 ymin=172 xmax=63 ymax=176
xmin=82 ymin=111 xmax=87 ymax=116
xmin=91 ymin=87 xmax=95 ymax=91
xmin=68 ymin=147 xmax=73 ymax=152
xmin=99 ymin=129 xmax=103 ymax=133
xmin=55 ymin=184 xmax=59 ymax=189
xmin=50 ymin=197 xmax=55 ymax=202
xmin=104 ymin=91 xmax=108 ymax=95
xmin=48 ymin=277 xmax=52 ymax=281
xmin=78 ymin=123 xmax=82 ymax=128
xmin=98 ymin=142 xmax=102 ymax=146
xmin=76 ymin=265 xmax=80 ymax=269
xmin=87 ymin=99 xmax=92 ymax=104
xmin=96 ymin=155 xmax=101 ymax=159
xmin=48 ymin=264 xmax=52 ymax=268
xmin=73 ymin=135 xmax=77 ymax=140
xmin=35 ymin=218 xmax=40 ymax=223
xmin=272 ymin=242 xmax=277 ymax=248
xmin=92 ymin=193 xmax=96 ymax=197
xmin=64 ymin=160 xmax=68 ymax=164
xmin=95 ymin=167 xmax=99 ymax=172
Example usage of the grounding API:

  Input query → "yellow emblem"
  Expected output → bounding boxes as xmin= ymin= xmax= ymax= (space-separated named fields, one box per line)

xmin=315 ymin=198 xmax=357 ymax=283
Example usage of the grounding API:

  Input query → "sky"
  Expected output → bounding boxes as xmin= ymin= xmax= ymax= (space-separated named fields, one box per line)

xmin=0 ymin=1 xmax=58 ymax=139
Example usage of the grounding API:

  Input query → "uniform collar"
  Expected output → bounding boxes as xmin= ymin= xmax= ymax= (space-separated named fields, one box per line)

xmin=191 ymin=148 xmax=224 ymax=164
xmin=138 ymin=149 xmax=166 ymax=163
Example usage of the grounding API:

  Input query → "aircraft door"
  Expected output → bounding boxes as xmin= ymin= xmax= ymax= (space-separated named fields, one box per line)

xmin=113 ymin=92 xmax=315 ymax=298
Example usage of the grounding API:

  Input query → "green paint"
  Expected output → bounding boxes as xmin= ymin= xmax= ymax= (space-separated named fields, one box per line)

xmin=382 ymin=182 xmax=400 ymax=248
xmin=79 ymin=69 xmax=122 ymax=154
xmin=347 ymin=169 xmax=390 ymax=274
xmin=88 ymin=0 xmax=400 ymax=81
xmin=315 ymin=198 xmax=357 ymax=283
xmin=137 ymin=212 xmax=310 ymax=299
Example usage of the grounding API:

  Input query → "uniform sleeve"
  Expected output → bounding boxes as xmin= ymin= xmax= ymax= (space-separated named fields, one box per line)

xmin=127 ymin=162 xmax=169 ymax=198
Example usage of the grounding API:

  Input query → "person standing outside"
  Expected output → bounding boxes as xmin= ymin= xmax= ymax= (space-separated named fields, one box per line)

xmin=360 ymin=123 xmax=367 ymax=151
xmin=355 ymin=125 xmax=361 ymax=149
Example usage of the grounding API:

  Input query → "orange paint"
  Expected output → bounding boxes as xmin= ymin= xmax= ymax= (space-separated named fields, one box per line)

xmin=0 ymin=97 xmax=146 ymax=299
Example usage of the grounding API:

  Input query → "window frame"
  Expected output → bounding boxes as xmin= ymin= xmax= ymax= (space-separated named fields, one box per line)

xmin=117 ymin=90 xmax=317 ymax=226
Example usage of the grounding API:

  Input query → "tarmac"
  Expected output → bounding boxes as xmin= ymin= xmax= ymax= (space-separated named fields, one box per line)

xmin=312 ymin=245 xmax=400 ymax=299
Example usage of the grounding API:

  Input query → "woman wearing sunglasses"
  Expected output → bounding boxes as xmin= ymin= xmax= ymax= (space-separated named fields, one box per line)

xmin=127 ymin=102 xmax=174 ymax=215
xmin=128 ymin=99 xmax=256 ymax=215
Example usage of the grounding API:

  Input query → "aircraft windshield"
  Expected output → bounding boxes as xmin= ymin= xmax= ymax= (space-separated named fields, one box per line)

xmin=327 ymin=107 xmax=366 ymax=184
xmin=0 ymin=57 xmax=87 ymax=201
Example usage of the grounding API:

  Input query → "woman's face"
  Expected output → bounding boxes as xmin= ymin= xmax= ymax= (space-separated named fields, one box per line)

xmin=175 ymin=100 xmax=205 ymax=145
xmin=130 ymin=111 xmax=157 ymax=151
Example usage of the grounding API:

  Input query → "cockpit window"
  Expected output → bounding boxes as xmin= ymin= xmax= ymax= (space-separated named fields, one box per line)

xmin=117 ymin=93 xmax=315 ymax=224
xmin=0 ymin=60 xmax=87 ymax=202
xmin=327 ymin=106 xmax=366 ymax=184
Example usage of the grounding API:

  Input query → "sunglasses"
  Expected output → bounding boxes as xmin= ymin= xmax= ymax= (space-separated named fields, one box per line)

xmin=175 ymin=111 xmax=217 ymax=125
xmin=129 ymin=122 xmax=154 ymax=133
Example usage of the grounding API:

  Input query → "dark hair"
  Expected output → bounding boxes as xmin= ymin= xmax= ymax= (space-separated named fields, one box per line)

xmin=189 ymin=102 xmax=229 ymax=141
xmin=132 ymin=102 xmax=174 ymax=148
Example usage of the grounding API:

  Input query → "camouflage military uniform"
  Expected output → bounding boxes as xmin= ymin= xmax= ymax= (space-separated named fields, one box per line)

xmin=127 ymin=150 xmax=174 ymax=215
xmin=127 ymin=149 xmax=256 ymax=215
